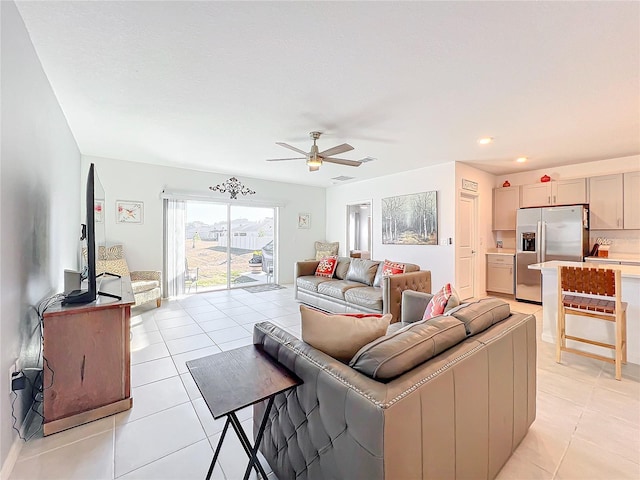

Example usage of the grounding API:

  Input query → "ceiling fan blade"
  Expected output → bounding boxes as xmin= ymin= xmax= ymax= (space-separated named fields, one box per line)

xmin=266 ymin=157 xmax=306 ymax=162
xmin=318 ymin=143 xmax=354 ymax=157
xmin=323 ymin=157 xmax=362 ymax=167
xmin=276 ymin=142 xmax=308 ymax=156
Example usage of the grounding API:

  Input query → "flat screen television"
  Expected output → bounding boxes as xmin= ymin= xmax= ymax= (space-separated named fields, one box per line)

xmin=63 ymin=164 xmax=120 ymax=305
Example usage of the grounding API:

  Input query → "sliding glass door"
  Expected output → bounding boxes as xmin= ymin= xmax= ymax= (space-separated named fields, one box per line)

xmin=183 ymin=201 xmax=275 ymax=292
xmin=185 ymin=202 xmax=228 ymax=291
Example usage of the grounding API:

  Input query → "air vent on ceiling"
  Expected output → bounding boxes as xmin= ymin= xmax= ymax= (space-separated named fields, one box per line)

xmin=359 ymin=157 xmax=376 ymax=163
xmin=331 ymin=176 xmax=355 ymax=182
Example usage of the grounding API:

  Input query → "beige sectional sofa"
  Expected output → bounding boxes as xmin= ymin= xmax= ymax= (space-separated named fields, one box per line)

xmin=253 ymin=293 xmax=537 ymax=480
xmin=294 ymin=257 xmax=431 ymax=321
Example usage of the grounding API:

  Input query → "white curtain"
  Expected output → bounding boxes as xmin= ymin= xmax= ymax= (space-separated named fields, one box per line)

xmin=163 ymin=199 xmax=186 ymax=297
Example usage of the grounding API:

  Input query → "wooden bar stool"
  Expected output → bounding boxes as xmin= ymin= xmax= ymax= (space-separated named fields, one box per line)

xmin=556 ymin=266 xmax=627 ymax=380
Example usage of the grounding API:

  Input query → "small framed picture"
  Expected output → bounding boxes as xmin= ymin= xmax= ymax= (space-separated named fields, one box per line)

xmin=116 ymin=200 xmax=144 ymax=224
xmin=298 ymin=213 xmax=311 ymax=229
xmin=94 ymin=200 xmax=104 ymax=223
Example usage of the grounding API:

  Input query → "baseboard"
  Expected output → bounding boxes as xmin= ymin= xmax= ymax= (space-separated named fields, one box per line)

xmin=0 ymin=434 xmax=23 ymax=480
xmin=0 ymin=402 xmax=38 ymax=480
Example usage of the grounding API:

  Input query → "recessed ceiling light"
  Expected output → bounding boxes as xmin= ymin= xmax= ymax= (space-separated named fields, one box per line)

xmin=478 ymin=137 xmax=494 ymax=145
xmin=516 ymin=157 xmax=527 ymax=163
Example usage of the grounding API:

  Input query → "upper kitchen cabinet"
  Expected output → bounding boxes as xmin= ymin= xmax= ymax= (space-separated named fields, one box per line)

xmin=623 ymin=171 xmax=640 ymax=229
xmin=520 ymin=182 xmax=550 ymax=208
xmin=589 ymin=174 xmax=623 ymax=230
xmin=520 ymin=178 xmax=586 ymax=208
xmin=554 ymin=178 xmax=587 ymax=205
xmin=493 ymin=186 xmax=520 ymax=230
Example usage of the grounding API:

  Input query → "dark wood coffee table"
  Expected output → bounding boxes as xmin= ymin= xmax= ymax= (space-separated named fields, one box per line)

xmin=187 ymin=344 xmax=302 ymax=480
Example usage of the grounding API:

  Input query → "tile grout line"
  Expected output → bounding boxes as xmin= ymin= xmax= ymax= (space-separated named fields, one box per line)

xmin=550 ymin=368 xmax=600 ymax=480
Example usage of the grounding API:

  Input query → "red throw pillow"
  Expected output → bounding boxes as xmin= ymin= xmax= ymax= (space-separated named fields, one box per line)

xmin=382 ymin=260 xmax=406 ymax=276
xmin=315 ymin=256 xmax=338 ymax=278
xmin=423 ymin=283 xmax=453 ymax=320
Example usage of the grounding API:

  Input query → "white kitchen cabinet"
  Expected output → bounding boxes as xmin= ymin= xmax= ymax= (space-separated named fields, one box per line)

xmin=554 ymin=178 xmax=587 ymax=205
xmin=589 ymin=174 xmax=623 ymax=230
xmin=623 ymin=171 xmax=640 ymax=229
xmin=520 ymin=183 xmax=551 ymax=208
xmin=520 ymin=179 xmax=586 ymax=207
xmin=493 ymin=186 xmax=520 ymax=230
xmin=486 ymin=254 xmax=514 ymax=294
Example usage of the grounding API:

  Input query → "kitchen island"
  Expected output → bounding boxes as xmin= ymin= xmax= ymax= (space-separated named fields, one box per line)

xmin=529 ymin=261 xmax=640 ymax=365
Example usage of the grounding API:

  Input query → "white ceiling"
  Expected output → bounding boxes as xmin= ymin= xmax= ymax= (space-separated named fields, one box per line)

xmin=16 ymin=1 xmax=640 ymax=187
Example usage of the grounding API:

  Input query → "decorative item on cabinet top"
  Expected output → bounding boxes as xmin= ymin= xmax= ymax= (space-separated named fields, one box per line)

xmin=540 ymin=174 xmax=551 ymax=183
xmin=502 ymin=180 xmax=511 ymax=187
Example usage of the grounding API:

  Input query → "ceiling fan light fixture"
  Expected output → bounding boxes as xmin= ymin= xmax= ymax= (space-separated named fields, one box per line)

xmin=308 ymin=165 xmax=320 ymax=172
xmin=307 ymin=157 xmax=322 ymax=168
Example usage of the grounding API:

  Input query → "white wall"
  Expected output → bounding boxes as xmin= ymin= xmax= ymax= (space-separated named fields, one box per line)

xmin=455 ymin=163 xmax=497 ymax=296
xmin=1 ymin=1 xmax=81 ymax=473
xmin=326 ymin=162 xmax=457 ymax=291
xmin=495 ymin=155 xmax=640 ymax=254
xmin=81 ymin=156 xmax=326 ymax=284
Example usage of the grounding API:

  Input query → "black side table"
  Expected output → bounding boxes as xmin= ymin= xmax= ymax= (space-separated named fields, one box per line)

xmin=187 ymin=344 xmax=302 ymax=480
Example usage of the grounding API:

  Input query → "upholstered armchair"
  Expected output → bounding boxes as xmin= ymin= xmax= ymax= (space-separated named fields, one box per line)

xmin=96 ymin=245 xmax=162 ymax=308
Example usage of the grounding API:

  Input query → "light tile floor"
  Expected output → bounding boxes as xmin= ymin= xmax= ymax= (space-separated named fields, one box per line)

xmin=8 ymin=289 xmax=640 ymax=479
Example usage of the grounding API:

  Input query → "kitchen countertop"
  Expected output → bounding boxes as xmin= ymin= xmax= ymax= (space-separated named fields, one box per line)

xmin=584 ymin=253 xmax=640 ymax=264
xmin=529 ymin=260 xmax=640 ymax=278
xmin=486 ymin=248 xmax=515 ymax=255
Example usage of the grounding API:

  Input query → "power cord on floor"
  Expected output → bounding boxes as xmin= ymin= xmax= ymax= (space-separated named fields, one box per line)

xmin=10 ymin=293 xmax=64 ymax=441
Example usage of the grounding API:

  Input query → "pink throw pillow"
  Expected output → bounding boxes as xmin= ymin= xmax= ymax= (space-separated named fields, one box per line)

xmin=423 ymin=283 xmax=453 ymax=320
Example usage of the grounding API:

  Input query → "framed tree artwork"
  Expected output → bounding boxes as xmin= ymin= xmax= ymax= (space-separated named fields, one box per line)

xmin=381 ymin=191 xmax=437 ymax=245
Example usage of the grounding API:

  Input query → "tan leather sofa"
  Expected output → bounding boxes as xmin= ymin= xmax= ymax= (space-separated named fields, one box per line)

xmin=253 ymin=293 xmax=536 ymax=480
xmin=294 ymin=257 xmax=431 ymax=322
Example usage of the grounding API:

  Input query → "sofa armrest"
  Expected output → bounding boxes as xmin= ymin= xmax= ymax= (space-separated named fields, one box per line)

xmin=400 ymin=290 xmax=434 ymax=323
xmin=293 ymin=260 xmax=319 ymax=296
xmin=130 ymin=270 xmax=162 ymax=283
xmin=295 ymin=260 xmax=319 ymax=277
xmin=382 ymin=270 xmax=431 ymax=322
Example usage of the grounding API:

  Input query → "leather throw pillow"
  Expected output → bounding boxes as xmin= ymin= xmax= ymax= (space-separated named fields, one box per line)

xmin=300 ymin=305 xmax=391 ymax=362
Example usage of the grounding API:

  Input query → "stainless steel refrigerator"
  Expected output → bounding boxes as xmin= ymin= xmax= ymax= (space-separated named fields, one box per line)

xmin=516 ymin=205 xmax=589 ymax=303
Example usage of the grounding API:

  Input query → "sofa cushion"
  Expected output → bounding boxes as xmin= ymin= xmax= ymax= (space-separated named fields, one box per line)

xmin=131 ymin=280 xmax=160 ymax=294
xmin=350 ymin=316 xmax=467 ymax=380
xmin=446 ymin=297 xmax=511 ymax=335
xmin=296 ymin=275 xmax=332 ymax=293
xmin=334 ymin=257 xmax=351 ymax=280
xmin=315 ymin=241 xmax=339 ymax=260
xmin=315 ymin=256 xmax=338 ymax=278
xmin=345 ymin=258 xmax=380 ymax=286
xmin=317 ymin=280 xmax=364 ymax=300
xmin=344 ymin=286 xmax=383 ymax=311
xmin=300 ymin=305 xmax=391 ymax=362
xmin=372 ymin=262 xmax=385 ymax=288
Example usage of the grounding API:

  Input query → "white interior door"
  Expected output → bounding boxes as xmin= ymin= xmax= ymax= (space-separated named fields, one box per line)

xmin=456 ymin=192 xmax=477 ymax=300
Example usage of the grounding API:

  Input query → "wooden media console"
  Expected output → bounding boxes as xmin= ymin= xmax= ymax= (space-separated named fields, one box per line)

xmin=42 ymin=276 xmax=135 ymax=436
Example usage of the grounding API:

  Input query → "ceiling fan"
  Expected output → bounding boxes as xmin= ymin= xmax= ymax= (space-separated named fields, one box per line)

xmin=267 ymin=131 xmax=364 ymax=172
